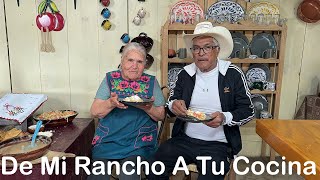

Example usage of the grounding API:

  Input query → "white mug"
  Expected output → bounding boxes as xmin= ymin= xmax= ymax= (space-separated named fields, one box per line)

xmin=137 ymin=7 xmax=146 ymax=18
xmin=263 ymin=82 xmax=276 ymax=91
xmin=133 ymin=16 xmax=141 ymax=25
xmin=260 ymin=111 xmax=272 ymax=119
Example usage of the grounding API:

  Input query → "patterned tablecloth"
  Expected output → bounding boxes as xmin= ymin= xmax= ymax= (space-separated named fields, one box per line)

xmin=0 ymin=94 xmax=47 ymax=124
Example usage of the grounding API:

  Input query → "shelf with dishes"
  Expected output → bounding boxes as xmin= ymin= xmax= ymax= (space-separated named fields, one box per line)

xmin=168 ymin=57 xmax=280 ymax=64
xmin=168 ymin=58 xmax=193 ymax=64
xmin=251 ymin=90 xmax=276 ymax=95
xmin=167 ymin=21 xmax=286 ymax=31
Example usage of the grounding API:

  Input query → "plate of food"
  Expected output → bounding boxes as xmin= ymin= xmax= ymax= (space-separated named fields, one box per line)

xmin=33 ymin=110 xmax=78 ymax=127
xmin=177 ymin=109 xmax=213 ymax=123
xmin=118 ymin=95 xmax=154 ymax=106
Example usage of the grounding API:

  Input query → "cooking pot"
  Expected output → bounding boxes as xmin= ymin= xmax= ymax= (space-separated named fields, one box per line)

xmin=145 ymin=54 xmax=154 ymax=69
xmin=297 ymin=0 xmax=320 ymax=23
xmin=131 ymin=32 xmax=154 ymax=53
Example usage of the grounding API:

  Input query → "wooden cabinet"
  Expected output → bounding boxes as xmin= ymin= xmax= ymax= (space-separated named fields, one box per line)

xmin=160 ymin=0 xmax=287 ymax=159
xmin=161 ymin=21 xmax=287 ymax=120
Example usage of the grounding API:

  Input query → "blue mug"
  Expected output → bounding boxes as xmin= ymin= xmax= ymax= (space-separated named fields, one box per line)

xmin=101 ymin=8 xmax=111 ymax=19
xmin=121 ymin=33 xmax=130 ymax=43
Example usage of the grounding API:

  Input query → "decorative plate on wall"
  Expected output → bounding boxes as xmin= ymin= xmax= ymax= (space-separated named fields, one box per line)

xmin=170 ymin=0 xmax=204 ymax=20
xmin=247 ymin=2 xmax=280 ymax=15
xmin=207 ymin=1 xmax=244 ymax=23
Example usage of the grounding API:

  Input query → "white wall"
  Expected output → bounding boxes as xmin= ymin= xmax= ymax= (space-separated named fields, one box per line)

xmin=1 ymin=0 xmax=320 ymax=156
xmin=0 ymin=0 xmax=11 ymax=96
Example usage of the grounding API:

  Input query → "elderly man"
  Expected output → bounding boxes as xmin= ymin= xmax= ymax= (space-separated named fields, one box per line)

xmin=148 ymin=22 xmax=254 ymax=180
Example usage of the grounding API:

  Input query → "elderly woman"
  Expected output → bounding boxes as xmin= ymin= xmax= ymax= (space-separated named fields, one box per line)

xmin=88 ymin=42 xmax=165 ymax=180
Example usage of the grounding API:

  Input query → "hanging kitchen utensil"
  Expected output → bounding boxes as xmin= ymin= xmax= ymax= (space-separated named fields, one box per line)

xmin=100 ymin=0 xmax=110 ymax=7
xmin=145 ymin=54 xmax=154 ymax=69
xmin=297 ymin=0 xmax=320 ymax=23
xmin=131 ymin=32 xmax=154 ymax=53
xmin=17 ymin=0 xmax=20 ymax=7
xmin=74 ymin=0 xmax=77 ymax=9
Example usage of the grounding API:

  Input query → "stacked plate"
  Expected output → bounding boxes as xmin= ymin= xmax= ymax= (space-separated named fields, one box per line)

xmin=251 ymin=94 xmax=268 ymax=118
xmin=230 ymin=32 xmax=249 ymax=58
xmin=250 ymin=33 xmax=277 ymax=58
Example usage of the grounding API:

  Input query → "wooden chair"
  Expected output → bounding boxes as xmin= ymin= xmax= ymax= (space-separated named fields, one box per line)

xmin=185 ymin=160 xmax=236 ymax=180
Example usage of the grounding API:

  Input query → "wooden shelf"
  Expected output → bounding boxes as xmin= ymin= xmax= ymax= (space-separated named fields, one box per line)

xmin=251 ymin=90 xmax=276 ymax=94
xmin=168 ymin=21 xmax=286 ymax=31
xmin=168 ymin=58 xmax=279 ymax=64
xmin=168 ymin=58 xmax=193 ymax=63
xmin=230 ymin=58 xmax=280 ymax=64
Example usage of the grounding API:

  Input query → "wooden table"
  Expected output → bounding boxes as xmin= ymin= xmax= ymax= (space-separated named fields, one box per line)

xmin=256 ymin=120 xmax=320 ymax=180
xmin=0 ymin=118 xmax=95 ymax=180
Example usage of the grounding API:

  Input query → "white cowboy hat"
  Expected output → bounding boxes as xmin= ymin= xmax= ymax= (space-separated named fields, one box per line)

xmin=183 ymin=22 xmax=233 ymax=59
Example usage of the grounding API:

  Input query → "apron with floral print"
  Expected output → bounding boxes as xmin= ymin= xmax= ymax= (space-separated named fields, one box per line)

xmin=92 ymin=70 xmax=158 ymax=160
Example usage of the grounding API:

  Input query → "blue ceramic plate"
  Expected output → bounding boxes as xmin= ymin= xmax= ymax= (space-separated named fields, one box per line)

xmin=230 ymin=37 xmax=249 ymax=58
xmin=250 ymin=33 xmax=277 ymax=58
xmin=231 ymin=32 xmax=249 ymax=44
xmin=251 ymin=94 xmax=268 ymax=118
xmin=207 ymin=1 xmax=244 ymax=23
xmin=246 ymin=64 xmax=271 ymax=87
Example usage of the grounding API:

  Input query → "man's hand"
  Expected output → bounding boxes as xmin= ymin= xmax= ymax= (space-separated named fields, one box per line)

xmin=109 ymin=92 xmax=127 ymax=109
xmin=172 ymin=100 xmax=187 ymax=116
xmin=205 ymin=112 xmax=225 ymax=128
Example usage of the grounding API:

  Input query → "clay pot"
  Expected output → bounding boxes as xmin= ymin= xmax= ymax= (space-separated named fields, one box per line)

xmin=297 ymin=0 xmax=320 ymax=23
xmin=101 ymin=20 xmax=112 ymax=30
xmin=100 ymin=0 xmax=110 ymax=7
xmin=145 ymin=54 xmax=154 ymax=69
xmin=168 ymin=49 xmax=176 ymax=58
xmin=131 ymin=32 xmax=154 ymax=53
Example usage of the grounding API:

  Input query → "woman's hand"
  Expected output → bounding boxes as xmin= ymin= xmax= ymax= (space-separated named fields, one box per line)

xmin=135 ymin=96 xmax=154 ymax=111
xmin=90 ymin=93 xmax=128 ymax=119
xmin=109 ymin=92 xmax=127 ymax=109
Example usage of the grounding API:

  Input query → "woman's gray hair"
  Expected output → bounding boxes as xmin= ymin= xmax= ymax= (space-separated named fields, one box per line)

xmin=121 ymin=42 xmax=147 ymax=61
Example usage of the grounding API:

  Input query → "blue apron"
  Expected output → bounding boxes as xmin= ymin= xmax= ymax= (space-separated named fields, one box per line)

xmin=92 ymin=70 xmax=158 ymax=159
